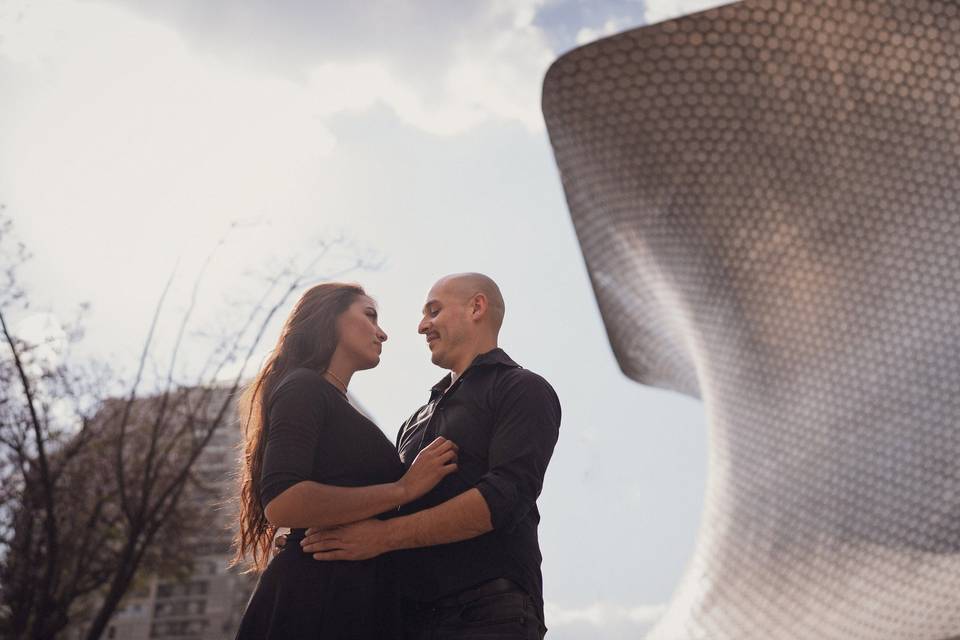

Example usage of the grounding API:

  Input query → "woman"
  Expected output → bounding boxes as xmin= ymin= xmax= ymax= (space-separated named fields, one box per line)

xmin=233 ymin=283 xmax=458 ymax=639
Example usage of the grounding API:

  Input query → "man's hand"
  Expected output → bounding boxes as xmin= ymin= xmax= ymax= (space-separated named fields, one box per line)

xmin=301 ymin=519 xmax=391 ymax=561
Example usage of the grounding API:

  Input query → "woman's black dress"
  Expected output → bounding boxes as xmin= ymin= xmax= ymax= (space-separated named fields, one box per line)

xmin=236 ymin=368 xmax=405 ymax=639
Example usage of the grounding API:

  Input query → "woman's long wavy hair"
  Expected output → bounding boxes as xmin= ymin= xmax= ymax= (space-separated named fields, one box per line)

xmin=232 ymin=282 xmax=366 ymax=572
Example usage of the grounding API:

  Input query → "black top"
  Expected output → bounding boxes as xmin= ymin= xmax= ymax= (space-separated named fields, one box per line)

xmin=238 ymin=368 xmax=405 ymax=639
xmin=394 ymin=348 xmax=561 ymax=619
xmin=260 ymin=367 xmax=404 ymax=509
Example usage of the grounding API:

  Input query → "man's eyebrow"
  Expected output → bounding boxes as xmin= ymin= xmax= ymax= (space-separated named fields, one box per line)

xmin=422 ymin=299 xmax=439 ymax=314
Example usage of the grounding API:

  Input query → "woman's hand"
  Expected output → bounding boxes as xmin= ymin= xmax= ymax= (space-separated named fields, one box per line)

xmin=396 ymin=436 xmax=459 ymax=504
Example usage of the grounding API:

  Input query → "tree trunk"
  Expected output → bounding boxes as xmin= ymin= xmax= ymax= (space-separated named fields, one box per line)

xmin=80 ymin=537 xmax=141 ymax=640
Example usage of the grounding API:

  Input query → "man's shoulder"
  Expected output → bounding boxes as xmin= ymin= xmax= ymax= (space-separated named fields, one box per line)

xmin=492 ymin=366 xmax=559 ymax=405
xmin=496 ymin=364 xmax=550 ymax=385
xmin=482 ymin=351 xmax=552 ymax=389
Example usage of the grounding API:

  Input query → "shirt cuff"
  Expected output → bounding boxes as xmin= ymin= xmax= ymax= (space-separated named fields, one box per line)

xmin=475 ymin=475 xmax=526 ymax=531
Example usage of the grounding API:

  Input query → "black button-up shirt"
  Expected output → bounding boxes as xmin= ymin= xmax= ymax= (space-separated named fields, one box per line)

xmin=394 ymin=348 xmax=561 ymax=619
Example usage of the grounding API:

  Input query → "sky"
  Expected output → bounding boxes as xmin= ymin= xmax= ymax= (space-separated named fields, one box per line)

xmin=1 ymin=0 xmax=727 ymax=637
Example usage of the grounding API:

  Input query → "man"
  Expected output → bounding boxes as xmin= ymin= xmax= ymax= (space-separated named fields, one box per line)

xmin=301 ymin=273 xmax=561 ymax=639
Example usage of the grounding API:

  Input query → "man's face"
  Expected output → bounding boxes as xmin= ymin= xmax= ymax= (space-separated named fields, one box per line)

xmin=418 ymin=279 xmax=473 ymax=370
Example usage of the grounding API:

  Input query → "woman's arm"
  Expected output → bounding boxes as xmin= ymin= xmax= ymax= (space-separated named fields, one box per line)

xmin=264 ymin=480 xmax=402 ymax=529
xmin=264 ymin=436 xmax=458 ymax=529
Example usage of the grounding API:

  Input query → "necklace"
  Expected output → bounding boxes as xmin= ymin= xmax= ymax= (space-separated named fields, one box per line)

xmin=324 ymin=369 xmax=348 ymax=395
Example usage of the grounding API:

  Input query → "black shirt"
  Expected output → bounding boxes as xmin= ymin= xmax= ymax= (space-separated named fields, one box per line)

xmin=242 ymin=368 xmax=406 ymax=639
xmin=394 ymin=349 xmax=561 ymax=619
xmin=260 ymin=368 xmax=404 ymax=513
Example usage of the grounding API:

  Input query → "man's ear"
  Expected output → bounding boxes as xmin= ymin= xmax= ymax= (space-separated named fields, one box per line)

xmin=470 ymin=293 xmax=488 ymax=320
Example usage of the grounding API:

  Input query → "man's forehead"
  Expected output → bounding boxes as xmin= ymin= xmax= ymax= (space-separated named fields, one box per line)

xmin=425 ymin=279 xmax=455 ymax=303
xmin=422 ymin=292 xmax=443 ymax=310
xmin=424 ymin=276 xmax=483 ymax=308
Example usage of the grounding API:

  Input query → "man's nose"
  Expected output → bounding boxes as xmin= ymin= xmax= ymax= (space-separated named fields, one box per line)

xmin=418 ymin=318 xmax=429 ymax=334
xmin=378 ymin=328 xmax=388 ymax=342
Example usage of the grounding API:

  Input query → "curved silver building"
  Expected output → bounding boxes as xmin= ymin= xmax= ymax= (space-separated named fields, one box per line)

xmin=542 ymin=1 xmax=960 ymax=637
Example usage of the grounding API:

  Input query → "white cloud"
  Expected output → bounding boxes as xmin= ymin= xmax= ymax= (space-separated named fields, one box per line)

xmin=0 ymin=0 xmax=562 ymax=376
xmin=75 ymin=0 xmax=556 ymax=136
xmin=1 ymin=0 xmax=338 ymax=245
xmin=575 ymin=17 xmax=635 ymax=46
xmin=0 ymin=0 xmax=349 ymax=370
xmin=302 ymin=0 xmax=554 ymax=135
xmin=643 ymin=0 xmax=734 ymax=25
xmin=546 ymin=600 xmax=667 ymax=638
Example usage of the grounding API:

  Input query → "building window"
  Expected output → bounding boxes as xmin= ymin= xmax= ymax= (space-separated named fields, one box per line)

xmin=156 ymin=580 xmax=209 ymax=599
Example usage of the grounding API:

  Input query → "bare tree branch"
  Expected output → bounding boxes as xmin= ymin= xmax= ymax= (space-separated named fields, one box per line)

xmin=0 ymin=209 xmax=379 ymax=640
xmin=0 ymin=308 xmax=61 ymax=635
xmin=115 ymin=265 xmax=177 ymax=522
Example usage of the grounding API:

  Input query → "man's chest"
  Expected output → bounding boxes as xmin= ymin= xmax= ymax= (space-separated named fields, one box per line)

xmin=398 ymin=388 xmax=496 ymax=473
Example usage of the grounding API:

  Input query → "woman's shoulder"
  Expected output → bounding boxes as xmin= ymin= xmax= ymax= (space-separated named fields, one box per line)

xmin=276 ymin=366 xmax=324 ymax=386
xmin=270 ymin=368 xmax=340 ymax=405
xmin=274 ymin=367 xmax=323 ymax=390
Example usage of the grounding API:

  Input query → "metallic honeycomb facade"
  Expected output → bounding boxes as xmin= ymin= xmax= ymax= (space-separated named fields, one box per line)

xmin=541 ymin=1 xmax=960 ymax=637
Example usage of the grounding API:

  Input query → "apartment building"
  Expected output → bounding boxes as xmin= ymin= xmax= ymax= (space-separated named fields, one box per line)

xmin=67 ymin=390 xmax=257 ymax=640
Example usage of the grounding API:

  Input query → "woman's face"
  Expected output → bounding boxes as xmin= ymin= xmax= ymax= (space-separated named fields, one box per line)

xmin=335 ymin=295 xmax=388 ymax=371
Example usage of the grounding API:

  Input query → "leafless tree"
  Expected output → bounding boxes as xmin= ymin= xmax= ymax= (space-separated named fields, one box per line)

xmin=0 ymin=210 xmax=375 ymax=639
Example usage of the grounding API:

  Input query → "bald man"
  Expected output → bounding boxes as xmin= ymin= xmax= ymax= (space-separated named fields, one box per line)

xmin=302 ymin=273 xmax=561 ymax=639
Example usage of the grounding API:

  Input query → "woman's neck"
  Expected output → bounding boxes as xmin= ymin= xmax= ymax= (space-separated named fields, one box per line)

xmin=323 ymin=357 xmax=354 ymax=394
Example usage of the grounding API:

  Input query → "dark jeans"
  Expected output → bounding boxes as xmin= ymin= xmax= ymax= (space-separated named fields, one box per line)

xmin=401 ymin=579 xmax=546 ymax=640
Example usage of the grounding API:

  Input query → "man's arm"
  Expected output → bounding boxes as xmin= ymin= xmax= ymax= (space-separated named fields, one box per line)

xmin=385 ymin=487 xmax=492 ymax=547
xmin=472 ymin=372 xmax=561 ymax=531
xmin=302 ymin=371 xmax=561 ymax=561
xmin=300 ymin=488 xmax=492 ymax=560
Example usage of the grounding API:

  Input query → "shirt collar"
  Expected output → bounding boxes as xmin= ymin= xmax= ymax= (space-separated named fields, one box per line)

xmin=429 ymin=348 xmax=519 ymax=394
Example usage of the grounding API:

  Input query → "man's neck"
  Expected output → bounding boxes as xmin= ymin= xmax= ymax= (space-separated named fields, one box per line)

xmin=450 ymin=341 xmax=498 ymax=379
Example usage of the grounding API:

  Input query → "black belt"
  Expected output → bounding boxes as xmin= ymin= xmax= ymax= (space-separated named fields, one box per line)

xmin=407 ymin=578 xmax=522 ymax=612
